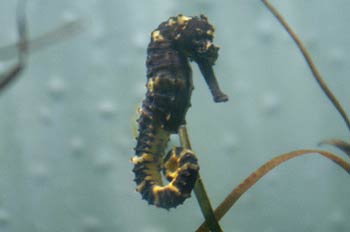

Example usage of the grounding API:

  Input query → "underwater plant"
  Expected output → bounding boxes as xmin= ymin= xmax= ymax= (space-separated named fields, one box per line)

xmin=196 ymin=1 xmax=350 ymax=231
xmin=0 ymin=0 xmax=83 ymax=93
xmin=0 ymin=0 xmax=28 ymax=91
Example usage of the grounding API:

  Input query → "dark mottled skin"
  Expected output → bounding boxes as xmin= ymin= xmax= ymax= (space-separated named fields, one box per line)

xmin=132 ymin=15 xmax=227 ymax=209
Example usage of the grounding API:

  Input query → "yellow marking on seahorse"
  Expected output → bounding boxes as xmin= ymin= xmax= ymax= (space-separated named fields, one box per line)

xmin=151 ymin=30 xmax=164 ymax=42
xmin=152 ymin=183 xmax=180 ymax=195
xmin=206 ymin=29 xmax=214 ymax=36
xmin=147 ymin=78 xmax=155 ymax=92
xmin=153 ymin=183 xmax=181 ymax=206
xmin=205 ymin=41 xmax=213 ymax=50
xmin=137 ymin=107 xmax=153 ymax=120
xmin=164 ymin=150 xmax=180 ymax=180
xmin=131 ymin=153 xmax=153 ymax=164
xmin=195 ymin=28 xmax=203 ymax=33
xmin=147 ymin=76 xmax=162 ymax=92
xmin=167 ymin=18 xmax=176 ymax=26
xmin=177 ymin=15 xmax=191 ymax=25
xmin=136 ymin=181 xmax=146 ymax=192
xmin=166 ymin=113 xmax=171 ymax=121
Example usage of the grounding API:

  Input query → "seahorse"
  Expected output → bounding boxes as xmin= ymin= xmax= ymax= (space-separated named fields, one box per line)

xmin=132 ymin=14 xmax=228 ymax=209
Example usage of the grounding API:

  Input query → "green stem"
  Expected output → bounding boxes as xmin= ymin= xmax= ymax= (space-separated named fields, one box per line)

xmin=178 ymin=126 xmax=223 ymax=232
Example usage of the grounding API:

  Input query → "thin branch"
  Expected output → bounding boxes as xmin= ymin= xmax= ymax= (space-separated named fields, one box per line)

xmin=178 ymin=126 xmax=223 ymax=232
xmin=320 ymin=139 xmax=350 ymax=157
xmin=261 ymin=0 xmax=350 ymax=136
xmin=0 ymin=3 xmax=83 ymax=92
xmin=196 ymin=149 xmax=350 ymax=232
xmin=0 ymin=0 xmax=28 ymax=90
xmin=0 ymin=19 xmax=84 ymax=61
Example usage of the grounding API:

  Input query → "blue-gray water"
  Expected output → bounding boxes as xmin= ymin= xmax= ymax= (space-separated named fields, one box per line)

xmin=0 ymin=0 xmax=349 ymax=231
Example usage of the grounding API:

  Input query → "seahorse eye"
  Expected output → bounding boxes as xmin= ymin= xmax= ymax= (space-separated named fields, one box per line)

xmin=191 ymin=38 xmax=219 ymax=65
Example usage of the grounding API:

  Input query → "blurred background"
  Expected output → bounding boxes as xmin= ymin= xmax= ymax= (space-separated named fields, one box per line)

xmin=0 ymin=0 xmax=349 ymax=231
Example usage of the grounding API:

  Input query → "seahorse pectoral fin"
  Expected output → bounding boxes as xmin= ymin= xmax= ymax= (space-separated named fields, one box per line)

xmin=197 ymin=61 xmax=228 ymax=103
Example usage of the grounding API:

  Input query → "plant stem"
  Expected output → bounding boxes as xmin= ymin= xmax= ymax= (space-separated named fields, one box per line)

xmin=178 ymin=126 xmax=223 ymax=232
xmin=0 ymin=0 xmax=28 ymax=91
xmin=261 ymin=0 xmax=350 ymax=136
xmin=196 ymin=149 xmax=350 ymax=232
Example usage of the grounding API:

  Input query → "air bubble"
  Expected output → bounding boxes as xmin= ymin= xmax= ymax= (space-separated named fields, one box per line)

xmin=82 ymin=216 xmax=101 ymax=232
xmin=98 ymin=100 xmax=117 ymax=119
xmin=222 ymin=133 xmax=239 ymax=153
xmin=329 ymin=209 xmax=345 ymax=224
xmin=256 ymin=18 xmax=275 ymax=43
xmin=38 ymin=106 xmax=53 ymax=125
xmin=47 ymin=77 xmax=66 ymax=99
xmin=70 ymin=136 xmax=85 ymax=156
xmin=94 ymin=150 xmax=115 ymax=171
xmin=329 ymin=48 xmax=345 ymax=67
xmin=61 ymin=11 xmax=79 ymax=23
xmin=90 ymin=21 xmax=106 ymax=41
xmin=260 ymin=92 xmax=280 ymax=115
xmin=132 ymin=31 xmax=148 ymax=50
xmin=0 ymin=209 xmax=10 ymax=226
xmin=30 ymin=163 xmax=50 ymax=184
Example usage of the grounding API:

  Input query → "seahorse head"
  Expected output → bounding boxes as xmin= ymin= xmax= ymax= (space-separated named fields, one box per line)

xmin=172 ymin=14 xmax=219 ymax=65
xmin=150 ymin=14 xmax=228 ymax=103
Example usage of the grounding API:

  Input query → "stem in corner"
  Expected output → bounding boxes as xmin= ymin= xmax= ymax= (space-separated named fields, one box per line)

xmin=196 ymin=149 xmax=350 ymax=232
xmin=178 ymin=126 xmax=223 ymax=232
xmin=261 ymin=0 xmax=350 ymax=136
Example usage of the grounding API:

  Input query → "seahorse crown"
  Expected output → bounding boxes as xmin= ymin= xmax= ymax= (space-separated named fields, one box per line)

xmin=150 ymin=14 xmax=219 ymax=65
